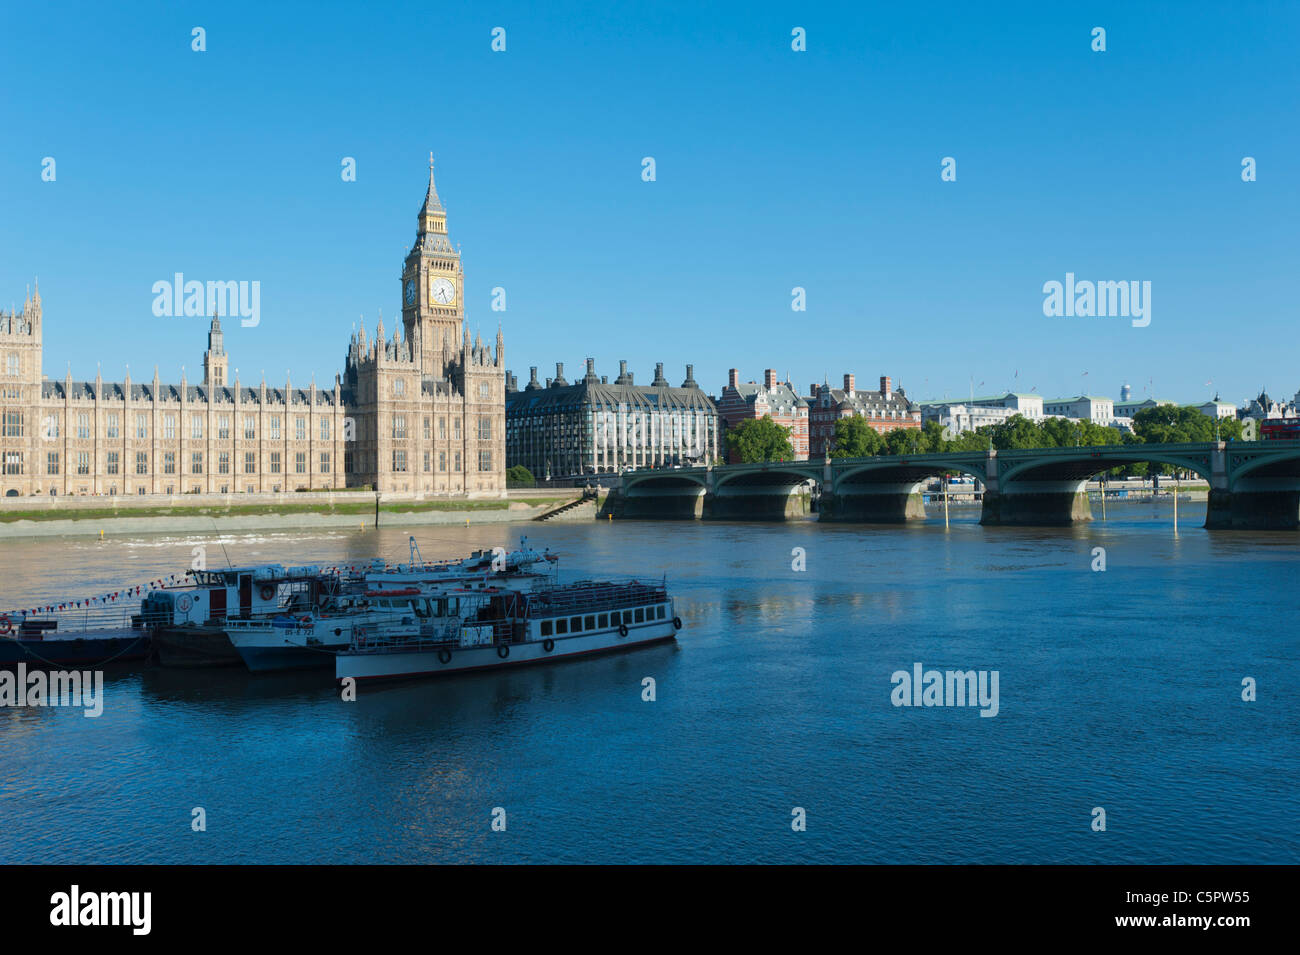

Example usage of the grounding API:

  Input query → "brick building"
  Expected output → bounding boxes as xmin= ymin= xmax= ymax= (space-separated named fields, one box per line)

xmin=717 ymin=368 xmax=809 ymax=461
xmin=807 ymin=374 xmax=921 ymax=458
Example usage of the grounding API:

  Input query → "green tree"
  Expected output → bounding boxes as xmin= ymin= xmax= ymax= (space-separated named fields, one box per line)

xmin=919 ymin=420 xmax=948 ymax=453
xmin=985 ymin=414 xmax=1049 ymax=450
xmin=1217 ymin=416 xmax=1245 ymax=441
xmin=829 ymin=416 xmax=884 ymax=458
xmin=725 ymin=415 xmax=794 ymax=463
xmin=1132 ymin=405 xmax=1217 ymax=444
xmin=882 ymin=427 xmax=921 ymax=455
xmin=506 ymin=465 xmax=535 ymax=487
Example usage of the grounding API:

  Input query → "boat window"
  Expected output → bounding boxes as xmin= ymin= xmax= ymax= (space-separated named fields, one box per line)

xmin=635 ymin=608 xmax=645 ymax=623
xmin=541 ymin=620 xmax=552 ymax=637
xmin=570 ymin=616 xmax=582 ymax=632
xmin=584 ymin=615 xmax=596 ymax=630
xmin=657 ymin=605 xmax=666 ymax=619
xmin=556 ymin=618 xmax=568 ymax=635
xmin=623 ymin=610 xmax=633 ymax=625
xmin=598 ymin=614 xmax=608 ymax=628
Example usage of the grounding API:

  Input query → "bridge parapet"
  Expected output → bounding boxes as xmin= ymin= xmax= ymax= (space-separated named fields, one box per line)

xmin=602 ymin=441 xmax=1300 ymax=527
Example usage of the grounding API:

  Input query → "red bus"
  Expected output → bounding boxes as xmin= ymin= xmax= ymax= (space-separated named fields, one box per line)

xmin=1261 ymin=418 xmax=1300 ymax=440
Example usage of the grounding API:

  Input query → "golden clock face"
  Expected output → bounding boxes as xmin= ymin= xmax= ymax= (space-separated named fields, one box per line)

xmin=429 ymin=276 xmax=456 ymax=306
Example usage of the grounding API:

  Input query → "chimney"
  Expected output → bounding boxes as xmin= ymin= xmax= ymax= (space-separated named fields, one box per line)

xmin=880 ymin=375 xmax=892 ymax=398
xmin=844 ymin=373 xmax=855 ymax=393
xmin=682 ymin=364 xmax=697 ymax=388
xmin=552 ymin=362 xmax=568 ymax=386
xmin=728 ymin=368 xmax=738 ymax=389
xmin=763 ymin=369 xmax=777 ymax=389
xmin=616 ymin=360 xmax=632 ymax=385
xmin=810 ymin=383 xmax=819 ymax=399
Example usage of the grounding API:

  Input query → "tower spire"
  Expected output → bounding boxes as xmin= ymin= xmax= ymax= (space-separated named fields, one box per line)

xmin=422 ymin=152 xmax=443 ymax=214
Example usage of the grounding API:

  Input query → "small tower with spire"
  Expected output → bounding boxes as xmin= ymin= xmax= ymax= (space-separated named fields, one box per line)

xmin=203 ymin=311 xmax=228 ymax=387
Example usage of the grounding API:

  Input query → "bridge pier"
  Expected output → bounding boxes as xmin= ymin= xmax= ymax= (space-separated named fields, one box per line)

xmin=702 ymin=487 xmax=809 ymax=521
xmin=819 ymin=484 xmax=926 ymax=523
xmin=1206 ymin=483 xmax=1300 ymax=530
xmin=980 ymin=482 xmax=1092 ymax=526
xmin=598 ymin=487 xmax=705 ymax=520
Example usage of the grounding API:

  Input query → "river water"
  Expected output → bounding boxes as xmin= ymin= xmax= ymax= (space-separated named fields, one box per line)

xmin=1 ymin=502 xmax=1296 ymax=864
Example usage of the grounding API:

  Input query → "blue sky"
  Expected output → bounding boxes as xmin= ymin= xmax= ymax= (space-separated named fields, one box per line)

xmin=2 ymin=0 xmax=1296 ymax=407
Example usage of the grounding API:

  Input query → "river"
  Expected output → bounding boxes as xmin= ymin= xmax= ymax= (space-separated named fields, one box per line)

xmin=1 ymin=501 xmax=1296 ymax=863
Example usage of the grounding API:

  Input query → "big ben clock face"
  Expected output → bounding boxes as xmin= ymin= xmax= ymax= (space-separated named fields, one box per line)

xmin=404 ymin=279 xmax=416 ymax=305
xmin=429 ymin=276 xmax=456 ymax=306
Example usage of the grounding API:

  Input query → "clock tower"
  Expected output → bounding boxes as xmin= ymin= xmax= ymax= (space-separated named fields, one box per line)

xmin=401 ymin=154 xmax=465 ymax=375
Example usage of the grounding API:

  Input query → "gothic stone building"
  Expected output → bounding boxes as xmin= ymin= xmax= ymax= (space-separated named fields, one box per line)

xmin=0 ymin=164 xmax=505 ymax=498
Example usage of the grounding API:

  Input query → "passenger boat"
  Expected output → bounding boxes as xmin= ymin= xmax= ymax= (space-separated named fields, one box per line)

xmin=360 ymin=535 xmax=558 ymax=592
xmin=147 ymin=564 xmax=331 ymax=668
xmin=224 ymin=539 xmax=560 ymax=672
xmin=227 ymin=589 xmax=427 ymax=672
xmin=335 ymin=578 xmax=682 ymax=682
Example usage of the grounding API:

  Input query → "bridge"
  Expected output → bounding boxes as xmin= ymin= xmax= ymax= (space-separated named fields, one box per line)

xmin=598 ymin=440 xmax=1300 ymax=529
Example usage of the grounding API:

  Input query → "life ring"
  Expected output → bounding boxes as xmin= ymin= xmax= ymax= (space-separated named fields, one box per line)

xmin=259 ymin=584 xmax=276 ymax=601
xmin=497 ymin=645 xmax=510 ymax=659
xmin=299 ymin=615 xmax=311 ymax=626
xmin=438 ymin=649 xmax=452 ymax=664
xmin=617 ymin=623 xmax=629 ymax=638
xmin=0 ymin=615 xmax=11 ymax=635
xmin=672 ymin=617 xmax=683 ymax=630
xmin=333 ymin=628 xmax=343 ymax=637
xmin=542 ymin=638 xmax=555 ymax=652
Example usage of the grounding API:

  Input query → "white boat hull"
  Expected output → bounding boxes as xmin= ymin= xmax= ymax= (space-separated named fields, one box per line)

xmin=336 ymin=618 xmax=678 ymax=682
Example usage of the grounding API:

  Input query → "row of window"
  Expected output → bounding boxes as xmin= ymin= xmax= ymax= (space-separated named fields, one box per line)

xmin=19 ymin=411 xmax=339 ymax=441
xmin=389 ymin=415 xmax=488 ymax=441
xmin=12 ymin=410 xmax=500 ymax=444
xmin=389 ymin=450 xmax=492 ymax=473
xmin=24 ymin=450 xmax=334 ymax=476
xmin=537 ymin=604 xmax=667 ymax=637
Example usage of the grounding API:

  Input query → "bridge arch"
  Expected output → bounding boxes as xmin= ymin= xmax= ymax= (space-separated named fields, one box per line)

xmin=622 ymin=470 xmax=710 ymax=492
xmin=1227 ymin=446 xmax=1300 ymax=484
xmin=712 ymin=465 xmax=821 ymax=490
xmin=834 ymin=457 xmax=989 ymax=488
xmin=998 ymin=449 xmax=1214 ymax=485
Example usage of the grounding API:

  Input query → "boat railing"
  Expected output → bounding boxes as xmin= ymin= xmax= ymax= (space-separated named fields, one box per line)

xmin=0 ymin=604 xmax=157 ymax=637
xmin=524 ymin=580 xmax=669 ymax=617
xmin=224 ymin=604 xmax=425 ymax=630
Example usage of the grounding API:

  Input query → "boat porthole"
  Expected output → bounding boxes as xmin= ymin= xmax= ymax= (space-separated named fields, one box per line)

xmin=497 ymin=645 xmax=510 ymax=659
xmin=542 ymin=639 xmax=555 ymax=652
xmin=672 ymin=617 xmax=683 ymax=630
xmin=618 ymin=624 xmax=629 ymax=638
xmin=438 ymin=649 xmax=452 ymax=664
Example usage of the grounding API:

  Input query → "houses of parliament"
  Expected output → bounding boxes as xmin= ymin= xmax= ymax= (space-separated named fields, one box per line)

xmin=0 ymin=162 xmax=506 ymax=498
